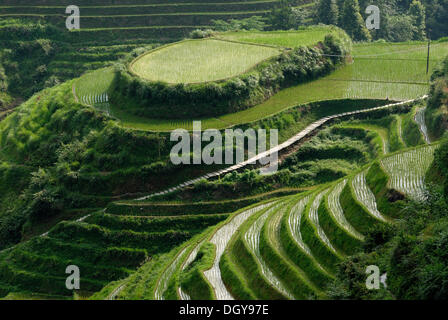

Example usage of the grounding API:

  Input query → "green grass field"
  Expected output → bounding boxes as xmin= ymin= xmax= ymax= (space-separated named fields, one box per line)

xmin=74 ymin=67 xmax=116 ymax=99
xmin=216 ymin=26 xmax=346 ymax=48
xmin=129 ymin=39 xmax=281 ymax=83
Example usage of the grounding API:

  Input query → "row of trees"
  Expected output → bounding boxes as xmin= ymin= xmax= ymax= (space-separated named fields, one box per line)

xmin=194 ymin=0 xmax=445 ymax=43
xmin=315 ymin=0 xmax=428 ymax=41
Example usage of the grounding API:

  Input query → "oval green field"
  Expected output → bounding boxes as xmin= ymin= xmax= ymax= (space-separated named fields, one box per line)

xmin=129 ymin=38 xmax=282 ymax=84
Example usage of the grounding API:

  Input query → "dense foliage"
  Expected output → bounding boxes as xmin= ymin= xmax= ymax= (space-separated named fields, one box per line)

xmin=426 ymin=55 xmax=448 ymax=140
xmin=340 ymin=0 xmax=372 ymax=41
xmin=268 ymin=0 xmax=307 ymax=30
xmin=211 ymin=16 xmax=267 ymax=32
xmin=315 ymin=0 xmax=448 ymax=41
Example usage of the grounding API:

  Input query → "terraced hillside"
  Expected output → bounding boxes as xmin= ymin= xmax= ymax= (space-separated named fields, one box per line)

xmin=130 ymin=39 xmax=282 ymax=83
xmin=91 ymin=142 xmax=435 ymax=300
xmin=177 ymin=148 xmax=435 ymax=300
xmin=0 ymin=0 xmax=315 ymax=40
xmin=0 ymin=203 xmax=231 ymax=298
xmin=71 ymin=101 xmax=436 ymax=300
xmin=1 ymin=4 xmax=447 ymax=299
xmin=0 ymin=77 xmax=441 ymax=299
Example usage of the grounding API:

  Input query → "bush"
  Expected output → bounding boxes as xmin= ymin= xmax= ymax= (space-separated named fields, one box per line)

xmin=189 ymin=29 xmax=214 ymax=39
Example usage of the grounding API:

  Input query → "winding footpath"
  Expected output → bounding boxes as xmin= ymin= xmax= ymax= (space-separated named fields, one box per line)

xmin=136 ymin=96 xmax=427 ymax=201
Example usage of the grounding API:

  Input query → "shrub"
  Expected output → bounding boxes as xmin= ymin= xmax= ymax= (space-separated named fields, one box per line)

xmin=189 ymin=29 xmax=215 ymax=39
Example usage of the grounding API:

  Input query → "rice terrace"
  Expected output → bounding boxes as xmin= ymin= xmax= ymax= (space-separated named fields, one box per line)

xmin=130 ymin=39 xmax=282 ymax=83
xmin=0 ymin=0 xmax=448 ymax=309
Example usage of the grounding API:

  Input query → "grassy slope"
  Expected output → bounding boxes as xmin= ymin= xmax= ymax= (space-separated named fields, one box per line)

xmin=179 ymin=242 xmax=216 ymax=300
xmin=216 ymin=26 xmax=344 ymax=48
xmin=365 ymin=161 xmax=403 ymax=219
xmin=259 ymin=202 xmax=319 ymax=299
xmin=279 ymin=202 xmax=333 ymax=289
xmin=299 ymin=190 xmax=342 ymax=275
xmin=339 ymin=181 xmax=383 ymax=234
xmin=401 ymin=106 xmax=426 ymax=147
xmin=317 ymin=191 xmax=363 ymax=256
xmin=222 ymin=204 xmax=288 ymax=299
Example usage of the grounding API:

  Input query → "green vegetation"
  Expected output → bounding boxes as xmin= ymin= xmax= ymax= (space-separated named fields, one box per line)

xmin=180 ymin=242 xmax=216 ymax=299
xmin=218 ymin=26 xmax=344 ymax=47
xmin=158 ymin=101 xmax=417 ymax=204
xmin=426 ymin=55 xmax=448 ymax=140
xmin=340 ymin=0 xmax=371 ymax=41
xmin=226 ymin=204 xmax=290 ymax=299
xmin=259 ymin=202 xmax=319 ymax=299
xmin=0 ymin=95 xmax=440 ymax=299
xmin=365 ymin=161 xmax=403 ymax=218
xmin=0 ymin=201 xmax=227 ymax=298
xmin=401 ymin=106 xmax=426 ymax=146
xmin=279 ymin=196 xmax=334 ymax=288
xmin=315 ymin=0 xmax=338 ymax=26
xmin=219 ymin=250 xmax=256 ymax=299
xmin=2 ymin=0 xmax=448 ymax=301
xmin=74 ymin=67 xmax=115 ymax=104
xmin=316 ymin=0 xmax=447 ymax=42
xmin=0 ymin=0 xmax=292 ymax=41
xmin=329 ymin=139 xmax=448 ymax=300
xmin=339 ymin=181 xmax=382 ymax=234
xmin=318 ymin=191 xmax=363 ymax=256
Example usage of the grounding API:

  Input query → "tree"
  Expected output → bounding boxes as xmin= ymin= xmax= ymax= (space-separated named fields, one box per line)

xmin=387 ymin=15 xmax=417 ymax=42
xmin=409 ymin=0 xmax=426 ymax=40
xmin=425 ymin=0 xmax=448 ymax=39
xmin=315 ymin=0 xmax=339 ymax=25
xmin=340 ymin=0 xmax=372 ymax=41
xmin=269 ymin=0 xmax=305 ymax=30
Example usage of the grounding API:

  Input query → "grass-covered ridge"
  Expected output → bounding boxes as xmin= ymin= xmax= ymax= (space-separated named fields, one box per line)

xmin=101 ymin=107 xmax=436 ymax=300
